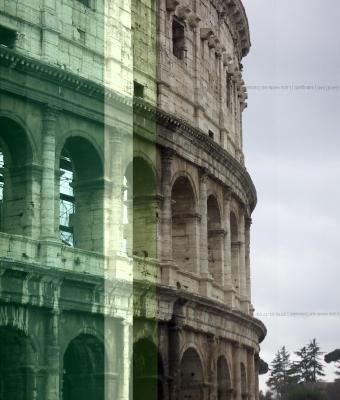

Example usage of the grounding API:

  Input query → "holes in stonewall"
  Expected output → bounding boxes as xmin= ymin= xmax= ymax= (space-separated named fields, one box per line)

xmin=0 ymin=25 xmax=17 ymax=49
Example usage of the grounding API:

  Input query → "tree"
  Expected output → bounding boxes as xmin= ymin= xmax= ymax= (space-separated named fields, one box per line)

xmin=293 ymin=339 xmax=325 ymax=384
xmin=307 ymin=339 xmax=325 ymax=383
xmin=267 ymin=346 xmax=294 ymax=399
xmin=287 ymin=386 xmax=323 ymax=400
xmin=292 ymin=346 xmax=310 ymax=383
xmin=334 ymin=360 xmax=340 ymax=377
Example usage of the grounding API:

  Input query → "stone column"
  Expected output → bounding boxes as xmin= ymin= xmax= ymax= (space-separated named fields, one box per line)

xmin=245 ymin=217 xmax=252 ymax=303
xmin=206 ymin=334 xmax=217 ymax=400
xmin=223 ymin=191 xmax=232 ymax=288
xmin=239 ymin=211 xmax=247 ymax=309
xmin=40 ymin=105 xmax=58 ymax=240
xmin=199 ymin=169 xmax=209 ymax=276
xmin=115 ymin=320 xmax=131 ymax=400
xmin=45 ymin=310 xmax=60 ymax=400
xmin=254 ymin=354 xmax=260 ymax=400
xmin=199 ymin=169 xmax=212 ymax=296
xmin=247 ymin=349 xmax=256 ymax=400
xmin=168 ymin=319 xmax=183 ymax=400
xmin=233 ymin=344 xmax=242 ymax=400
xmin=108 ymin=128 xmax=123 ymax=256
xmin=161 ymin=148 xmax=173 ymax=262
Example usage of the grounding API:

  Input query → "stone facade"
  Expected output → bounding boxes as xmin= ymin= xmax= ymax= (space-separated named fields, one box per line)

xmin=0 ymin=0 xmax=265 ymax=399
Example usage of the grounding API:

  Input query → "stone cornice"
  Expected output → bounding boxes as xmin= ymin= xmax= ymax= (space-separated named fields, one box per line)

xmin=153 ymin=107 xmax=257 ymax=211
xmin=0 ymin=46 xmax=257 ymax=211
xmin=158 ymin=284 xmax=267 ymax=343
xmin=223 ymin=0 xmax=251 ymax=58
xmin=0 ymin=47 xmax=132 ymax=110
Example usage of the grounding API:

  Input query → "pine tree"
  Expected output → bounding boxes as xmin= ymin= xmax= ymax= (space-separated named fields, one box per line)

xmin=307 ymin=338 xmax=325 ymax=382
xmin=294 ymin=339 xmax=325 ymax=384
xmin=267 ymin=346 xmax=293 ymax=399
xmin=293 ymin=345 xmax=310 ymax=383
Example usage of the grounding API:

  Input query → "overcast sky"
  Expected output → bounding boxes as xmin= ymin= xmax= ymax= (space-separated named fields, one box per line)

xmin=241 ymin=0 xmax=340 ymax=391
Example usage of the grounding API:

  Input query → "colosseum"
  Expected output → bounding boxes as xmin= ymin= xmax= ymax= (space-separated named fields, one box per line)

xmin=0 ymin=0 xmax=266 ymax=399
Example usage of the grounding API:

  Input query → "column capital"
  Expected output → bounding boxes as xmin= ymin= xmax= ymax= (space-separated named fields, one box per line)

xmin=223 ymin=187 xmax=233 ymax=202
xmin=109 ymin=126 xmax=124 ymax=144
xmin=162 ymin=147 xmax=175 ymax=163
xmin=42 ymin=104 xmax=60 ymax=121
xmin=199 ymin=167 xmax=209 ymax=183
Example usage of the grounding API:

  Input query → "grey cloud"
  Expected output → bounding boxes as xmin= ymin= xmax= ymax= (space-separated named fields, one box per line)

xmin=241 ymin=0 xmax=340 ymax=390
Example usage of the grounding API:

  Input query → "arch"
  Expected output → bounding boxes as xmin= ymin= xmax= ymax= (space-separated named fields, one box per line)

xmin=230 ymin=211 xmax=240 ymax=291
xmin=0 ymin=117 xmax=36 ymax=237
xmin=0 ymin=114 xmax=35 ymax=166
xmin=179 ymin=347 xmax=204 ymax=400
xmin=62 ymin=333 xmax=105 ymax=400
xmin=170 ymin=171 xmax=198 ymax=205
xmin=125 ymin=156 xmax=156 ymax=199
xmin=61 ymin=135 xmax=103 ymax=182
xmin=59 ymin=136 xmax=104 ymax=251
xmin=56 ymin=131 xmax=104 ymax=172
xmin=171 ymin=175 xmax=199 ymax=273
xmin=207 ymin=195 xmax=223 ymax=282
xmin=60 ymin=326 xmax=106 ymax=359
xmin=124 ymin=156 xmax=157 ymax=257
xmin=0 ymin=326 xmax=37 ymax=400
xmin=133 ymin=338 xmax=164 ymax=400
xmin=217 ymin=355 xmax=232 ymax=400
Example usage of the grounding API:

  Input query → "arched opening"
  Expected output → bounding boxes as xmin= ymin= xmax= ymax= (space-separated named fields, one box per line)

xmin=0 ymin=326 xmax=37 ymax=400
xmin=59 ymin=137 xmax=104 ymax=251
xmin=207 ymin=195 xmax=223 ymax=282
xmin=133 ymin=338 xmax=164 ymax=400
xmin=171 ymin=176 xmax=198 ymax=273
xmin=62 ymin=334 xmax=104 ymax=400
xmin=124 ymin=157 xmax=156 ymax=258
xmin=179 ymin=348 xmax=204 ymax=400
xmin=217 ymin=356 xmax=232 ymax=400
xmin=240 ymin=362 xmax=247 ymax=399
xmin=230 ymin=212 xmax=240 ymax=292
xmin=0 ymin=117 xmax=35 ymax=237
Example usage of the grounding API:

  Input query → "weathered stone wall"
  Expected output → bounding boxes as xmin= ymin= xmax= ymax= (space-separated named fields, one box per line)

xmin=0 ymin=0 xmax=265 ymax=399
xmin=157 ymin=0 xmax=249 ymax=161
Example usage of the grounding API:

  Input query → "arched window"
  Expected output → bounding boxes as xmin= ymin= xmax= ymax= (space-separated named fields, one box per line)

xmin=172 ymin=19 xmax=186 ymax=60
xmin=133 ymin=339 xmax=164 ymax=400
xmin=217 ymin=356 xmax=232 ymax=400
xmin=63 ymin=334 xmax=104 ymax=400
xmin=171 ymin=176 xmax=199 ymax=273
xmin=207 ymin=195 xmax=223 ymax=282
xmin=230 ymin=212 xmax=240 ymax=292
xmin=0 ymin=326 xmax=37 ymax=399
xmin=59 ymin=137 xmax=103 ymax=252
xmin=0 ymin=117 xmax=34 ymax=237
xmin=180 ymin=348 xmax=204 ymax=400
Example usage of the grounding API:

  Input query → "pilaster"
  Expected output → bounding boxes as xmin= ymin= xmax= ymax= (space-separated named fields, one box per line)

xmin=247 ymin=349 xmax=256 ymax=400
xmin=107 ymin=127 xmax=124 ymax=256
xmin=233 ymin=343 xmax=242 ymax=400
xmin=239 ymin=210 xmax=248 ymax=313
xmin=45 ymin=280 xmax=61 ymax=400
xmin=161 ymin=148 xmax=174 ymax=262
xmin=40 ymin=105 xmax=58 ymax=240
xmin=199 ymin=168 xmax=212 ymax=296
